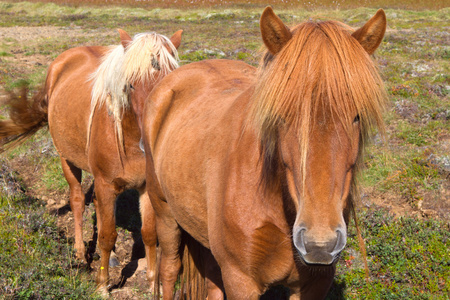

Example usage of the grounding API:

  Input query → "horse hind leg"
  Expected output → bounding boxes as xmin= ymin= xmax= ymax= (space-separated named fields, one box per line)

xmin=93 ymin=178 xmax=118 ymax=288
xmin=205 ymin=251 xmax=225 ymax=300
xmin=154 ymin=209 xmax=182 ymax=300
xmin=139 ymin=191 xmax=158 ymax=294
xmin=60 ymin=157 xmax=86 ymax=261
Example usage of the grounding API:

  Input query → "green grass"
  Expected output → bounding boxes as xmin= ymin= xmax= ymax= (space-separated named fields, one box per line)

xmin=363 ymin=145 xmax=443 ymax=205
xmin=329 ymin=206 xmax=450 ymax=299
xmin=396 ymin=120 xmax=447 ymax=147
xmin=41 ymin=156 xmax=68 ymax=192
xmin=0 ymin=51 xmax=12 ymax=56
xmin=0 ymin=194 xmax=100 ymax=299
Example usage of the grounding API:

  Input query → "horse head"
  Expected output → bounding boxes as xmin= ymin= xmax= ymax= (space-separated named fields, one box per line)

xmin=118 ymin=29 xmax=182 ymax=132
xmin=256 ymin=7 xmax=387 ymax=265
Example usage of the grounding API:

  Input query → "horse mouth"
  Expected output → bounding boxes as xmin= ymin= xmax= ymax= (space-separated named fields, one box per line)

xmin=296 ymin=249 xmax=342 ymax=266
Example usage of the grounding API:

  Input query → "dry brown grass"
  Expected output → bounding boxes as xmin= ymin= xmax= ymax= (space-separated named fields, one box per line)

xmin=13 ymin=0 xmax=450 ymax=10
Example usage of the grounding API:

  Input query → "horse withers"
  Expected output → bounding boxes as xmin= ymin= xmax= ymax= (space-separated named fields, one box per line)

xmin=143 ymin=7 xmax=386 ymax=299
xmin=0 ymin=29 xmax=182 ymax=291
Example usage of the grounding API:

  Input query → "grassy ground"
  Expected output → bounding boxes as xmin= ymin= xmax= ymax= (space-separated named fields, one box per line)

xmin=9 ymin=0 xmax=450 ymax=10
xmin=0 ymin=1 xmax=449 ymax=299
xmin=0 ymin=193 xmax=101 ymax=299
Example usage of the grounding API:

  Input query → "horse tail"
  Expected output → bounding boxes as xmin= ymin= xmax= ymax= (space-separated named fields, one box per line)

xmin=0 ymin=85 xmax=48 ymax=153
xmin=179 ymin=231 xmax=207 ymax=300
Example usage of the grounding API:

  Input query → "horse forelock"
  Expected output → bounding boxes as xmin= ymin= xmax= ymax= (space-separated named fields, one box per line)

xmin=87 ymin=32 xmax=179 ymax=152
xmin=122 ymin=32 xmax=179 ymax=86
xmin=251 ymin=20 xmax=387 ymax=195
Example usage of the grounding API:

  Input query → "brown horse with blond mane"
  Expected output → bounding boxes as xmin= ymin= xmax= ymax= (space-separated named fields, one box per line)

xmin=143 ymin=7 xmax=386 ymax=299
xmin=0 ymin=29 xmax=182 ymax=290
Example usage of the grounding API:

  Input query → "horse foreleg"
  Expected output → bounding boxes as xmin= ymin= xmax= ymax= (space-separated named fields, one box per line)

xmin=60 ymin=157 xmax=85 ymax=261
xmin=139 ymin=191 xmax=158 ymax=294
xmin=221 ymin=268 xmax=261 ymax=300
xmin=93 ymin=179 xmax=118 ymax=288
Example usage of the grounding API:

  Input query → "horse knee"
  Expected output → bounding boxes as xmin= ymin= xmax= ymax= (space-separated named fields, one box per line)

xmin=222 ymin=271 xmax=261 ymax=300
xmin=98 ymin=230 xmax=118 ymax=251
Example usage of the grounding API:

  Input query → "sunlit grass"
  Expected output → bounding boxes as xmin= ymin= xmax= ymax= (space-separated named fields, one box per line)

xmin=0 ymin=194 xmax=100 ymax=299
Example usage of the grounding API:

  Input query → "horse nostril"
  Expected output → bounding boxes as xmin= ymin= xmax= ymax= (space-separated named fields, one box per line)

xmin=332 ymin=228 xmax=347 ymax=256
xmin=293 ymin=226 xmax=347 ymax=265
xmin=294 ymin=227 xmax=307 ymax=256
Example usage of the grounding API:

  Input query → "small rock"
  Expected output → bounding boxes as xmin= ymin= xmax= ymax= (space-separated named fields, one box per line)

xmin=135 ymin=258 xmax=147 ymax=273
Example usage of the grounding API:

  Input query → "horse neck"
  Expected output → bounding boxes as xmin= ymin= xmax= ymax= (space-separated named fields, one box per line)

xmin=120 ymin=107 xmax=142 ymax=144
xmin=88 ymin=104 xmax=141 ymax=164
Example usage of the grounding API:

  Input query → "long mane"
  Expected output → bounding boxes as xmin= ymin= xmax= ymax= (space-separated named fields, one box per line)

xmin=88 ymin=32 xmax=179 ymax=152
xmin=249 ymin=20 xmax=387 ymax=196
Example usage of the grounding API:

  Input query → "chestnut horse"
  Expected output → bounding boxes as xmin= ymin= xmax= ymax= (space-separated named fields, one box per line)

xmin=0 ymin=29 xmax=182 ymax=289
xmin=143 ymin=7 xmax=386 ymax=299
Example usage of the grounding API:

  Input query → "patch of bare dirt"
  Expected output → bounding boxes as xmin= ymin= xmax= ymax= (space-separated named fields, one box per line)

xmin=364 ymin=183 xmax=450 ymax=220
xmin=0 ymin=25 xmax=116 ymax=67
xmin=53 ymin=194 xmax=152 ymax=299
xmin=0 ymin=25 xmax=115 ymax=43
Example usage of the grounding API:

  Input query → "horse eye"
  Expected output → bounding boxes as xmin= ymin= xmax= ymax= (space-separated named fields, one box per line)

xmin=353 ymin=115 xmax=360 ymax=123
xmin=152 ymin=57 xmax=161 ymax=71
xmin=129 ymin=84 xmax=135 ymax=90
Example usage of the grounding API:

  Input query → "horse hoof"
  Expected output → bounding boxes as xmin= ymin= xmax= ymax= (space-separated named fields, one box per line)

xmin=95 ymin=285 xmax=110 ymax=298
xmin=109 ymin=252 xmax=120 ymax=267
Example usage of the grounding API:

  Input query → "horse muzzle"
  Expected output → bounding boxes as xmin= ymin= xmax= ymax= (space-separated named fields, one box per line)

xmin=293 ymin=225 xmax=346 ymax=265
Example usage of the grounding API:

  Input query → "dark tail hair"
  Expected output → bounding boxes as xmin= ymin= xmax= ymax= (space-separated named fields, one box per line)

xmin=0 ymin=85 xmax=48 ymax=152
xmin=179 ymin=231 xmax=207 ymax=300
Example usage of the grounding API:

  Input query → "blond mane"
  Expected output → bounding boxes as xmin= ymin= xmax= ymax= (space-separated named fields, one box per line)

xmin=250 ymin=20 xmax=387 ymax=195
xmin=88 ymin=32 xmax=179 ymax=152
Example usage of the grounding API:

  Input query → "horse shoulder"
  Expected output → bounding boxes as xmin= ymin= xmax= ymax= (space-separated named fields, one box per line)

xmin=144 ymin=60 xmax=229 ymax=151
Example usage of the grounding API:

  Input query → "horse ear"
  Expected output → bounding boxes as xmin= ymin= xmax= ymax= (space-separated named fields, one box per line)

xmin=260 ymin=6 xmax=292 ymax=55
xmin=170 ymin=30 xmax=183 ymax=49
xmin=352 ymin=9 xmax=387 ymax=55
xmin=117 ymin=29 xmax=133 ymax=49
